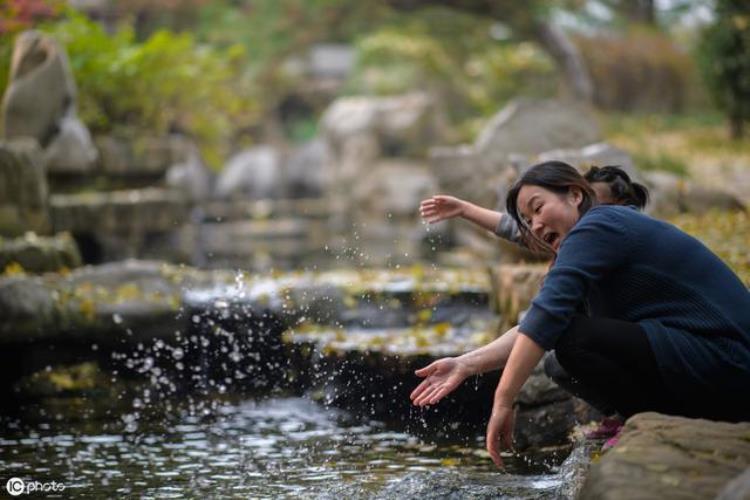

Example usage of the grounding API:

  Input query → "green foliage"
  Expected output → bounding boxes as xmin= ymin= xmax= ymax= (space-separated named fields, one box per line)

xmin=696 ymin=0 xmax=750 ymax=138
xmin=346 ymin=7 xmax=557 ymax=142
xmin=195 ymin=0 xmax=390 ymax=124
xmin=29 ymin=10 xmax=253 ymax=168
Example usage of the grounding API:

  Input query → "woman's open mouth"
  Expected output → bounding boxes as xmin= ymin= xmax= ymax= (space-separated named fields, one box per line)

xmin=543 ymin=232 xmax=559 ymax=250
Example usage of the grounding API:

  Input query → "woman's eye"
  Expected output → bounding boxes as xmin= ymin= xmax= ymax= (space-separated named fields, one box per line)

xmin=534 ymin=204 xmax=541 ymax=213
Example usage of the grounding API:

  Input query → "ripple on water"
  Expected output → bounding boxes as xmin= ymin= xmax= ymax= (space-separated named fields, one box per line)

xmin=0 ymin=396 xmax=567 ymax=498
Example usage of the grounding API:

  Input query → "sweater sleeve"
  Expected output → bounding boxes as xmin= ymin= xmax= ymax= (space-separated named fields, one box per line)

xmin=494 ymin=214 xmax=524 ymax=245
xmin=519 ymin=207 xmax=636 ymax=350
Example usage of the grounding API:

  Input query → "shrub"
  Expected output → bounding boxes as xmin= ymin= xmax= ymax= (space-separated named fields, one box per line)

xmin=0 ymin=9 xmax=254 ymax=168
xmin=346 ymin=7 xmax=557 ymax=142
xmin=696 ymin=0 xmax=750 ymax=139
xmin=576 ymin=29 xmax=695 ymax=113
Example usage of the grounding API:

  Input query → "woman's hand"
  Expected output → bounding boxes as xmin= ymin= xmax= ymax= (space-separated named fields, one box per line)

xmin=419 ymin=195 xmax=466 ymax=224
xmin=486 ymin=399 xmax=515 ymax=468
xmin=410 ymin=357 xmax=471 ymax=406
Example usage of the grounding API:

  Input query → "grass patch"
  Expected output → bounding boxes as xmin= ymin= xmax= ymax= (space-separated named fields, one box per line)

xmin=633 ymin=152 xmax=689 ymax=176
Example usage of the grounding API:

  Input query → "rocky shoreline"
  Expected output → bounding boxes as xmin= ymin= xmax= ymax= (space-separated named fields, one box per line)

xmin=1 ymin=260 xmax=749 ymax=498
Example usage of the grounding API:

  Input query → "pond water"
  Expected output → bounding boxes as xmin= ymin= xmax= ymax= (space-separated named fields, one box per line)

xmin=1 ymin=394 xmax=569 ymax=498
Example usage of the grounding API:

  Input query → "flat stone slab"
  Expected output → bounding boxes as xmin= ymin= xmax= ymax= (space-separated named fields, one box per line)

xmin=580 ymin=412 xmax=750 ymax=500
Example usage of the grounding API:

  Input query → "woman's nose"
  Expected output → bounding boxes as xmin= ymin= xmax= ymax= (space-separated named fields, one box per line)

xmin=531 ymin=218 xmax=544 ymax=234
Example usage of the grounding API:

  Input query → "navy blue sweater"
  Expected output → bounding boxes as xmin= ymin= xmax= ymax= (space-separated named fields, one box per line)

xmin=519 ymin=205 xmax=750 ymax=397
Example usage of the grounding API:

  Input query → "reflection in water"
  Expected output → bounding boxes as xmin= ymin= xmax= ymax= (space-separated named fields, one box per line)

xmin=0 ymin=396 xmax=565 ymax=498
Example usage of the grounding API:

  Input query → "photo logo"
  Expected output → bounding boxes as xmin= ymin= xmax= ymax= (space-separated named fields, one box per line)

xmin=5 ymin=478 xmax=65 ymax=496
xmin=6 ymin=478 xmax=24 ymax=496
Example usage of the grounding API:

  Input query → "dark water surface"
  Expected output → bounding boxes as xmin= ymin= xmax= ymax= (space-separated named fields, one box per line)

xmin=0 ymin=394 xmax=569 ymax=498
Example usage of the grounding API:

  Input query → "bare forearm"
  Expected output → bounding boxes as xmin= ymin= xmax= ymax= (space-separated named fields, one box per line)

xmin=461 ymin=202 xmax=504 ymax=234
xmin=457 ymin=326 xmax=519 ymax=375
xmin=494 ymin=332 xmax=545 ymax=406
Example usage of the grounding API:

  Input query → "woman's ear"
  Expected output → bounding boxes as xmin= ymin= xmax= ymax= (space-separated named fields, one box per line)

xmin=569 ymin=186 xmax=584 ymax=208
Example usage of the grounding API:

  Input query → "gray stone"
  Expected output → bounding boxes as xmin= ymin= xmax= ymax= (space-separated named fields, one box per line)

xmin=165 ymin=142 xmax=212 ymax=201
xmin=1 ymin=31 xmax=96 ymax=173
xmin=321 ymin=93 xmax=444 ymax=197
xmin=0 ymin=275 xmax=57 ymax=341
xmin=643 ymin=170 xmax=746 ymax=217
xmin=536 ymin=142 xmax=638 ymax=180
xmin=580 ymin=412 xmax=750 ymax=500
xmin=475 ymin=99 xmax=602 ymax=172
xmin=284 ymin=138 xmax=328 ymax=198
xmin=1 ymin=31 xmax=75 ymax=146
xmin=514 ymin=398 xmax=577 ymax=450
xmin=717 ymin=467 xmax=750 ymax=500
xmin=0 ymin=231 xmax=81 ymax=273
xmin=44 ymin=112 xmax=98 ymax=174
xmin=0 ymin=139 xmax=50 ymax=236
xmin=306 ymin=43 xmax=355 ymax=80
xmin=215 ymin=146 xmax=281 ymax=199
xmin=49 ymin=188 xmax=188 ymax=261
xmin=353 ymin=160 xmax=439 ymax=217
xmin=517 ymin=361 xmax=570 ymax=407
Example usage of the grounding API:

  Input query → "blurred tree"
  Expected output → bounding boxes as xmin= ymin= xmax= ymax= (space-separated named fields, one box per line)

xmin=383 ymin=0 xmax=594 ymax=103
xmin=697 ymin=0 xmax=750 ymax=139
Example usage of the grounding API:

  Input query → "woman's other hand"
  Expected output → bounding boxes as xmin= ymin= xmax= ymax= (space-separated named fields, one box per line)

xmin=486 ymin=400 xmax=515 ymax=468
xmin=410 ymin=357 xmax=471 ymax=406
xmin=419 ymin=195 xmax=465 ymax=224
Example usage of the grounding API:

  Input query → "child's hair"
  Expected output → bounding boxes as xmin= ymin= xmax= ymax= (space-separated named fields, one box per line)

xmin=583 ymin=165 xmax=649 ymax=209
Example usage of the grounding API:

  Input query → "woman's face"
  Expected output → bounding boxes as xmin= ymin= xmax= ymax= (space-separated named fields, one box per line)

xmin=516 ymin=184 xmax=583 ymax=251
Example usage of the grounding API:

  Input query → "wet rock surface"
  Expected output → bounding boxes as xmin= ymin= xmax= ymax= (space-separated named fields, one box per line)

xmin=0 ymin=139 xmax=50 ymax=237
xmin=580 ymin=412 xmax=750 ymax=500
xmin=0 ymin=231 xmax=81 ymax=273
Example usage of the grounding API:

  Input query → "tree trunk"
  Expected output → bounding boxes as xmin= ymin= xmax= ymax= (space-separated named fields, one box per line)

xmin=622 ymin=0 xmax=656 ymax=25
xmin=730 ymin=112 xmax=744 ymax=140
xmin=531 ymin=22 xmax=594 ymax=103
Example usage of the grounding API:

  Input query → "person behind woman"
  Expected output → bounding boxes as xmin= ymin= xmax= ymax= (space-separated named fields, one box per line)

xmin=411 ymin=161 xmax=750 ymax=467
xmin=419 ymin=165 xmax=648 ymax=246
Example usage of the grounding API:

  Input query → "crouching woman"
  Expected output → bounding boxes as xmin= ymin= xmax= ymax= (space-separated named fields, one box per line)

xmin=411 ymin=161 xmax=750 ymax=467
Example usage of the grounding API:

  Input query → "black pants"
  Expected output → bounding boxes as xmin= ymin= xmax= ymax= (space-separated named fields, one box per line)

xmin=543 ymin=315 xmax=748 ymax=421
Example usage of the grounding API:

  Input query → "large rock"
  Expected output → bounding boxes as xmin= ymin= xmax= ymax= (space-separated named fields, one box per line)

xmin=284 ymin=138 xmax=328 ymax=199
xmin=643 ymin=170 xmax=746 ymax=217
xmin=0 ymin=260 xmax=201 ymax=343
xmin=354 ymin=160 xmax=438 ymax=217
xmin=1 ymin=31 xmax=97 ymax=173
xmin=49 ymin=188 xmax=189 ymax=261
xmin=44 ymin=112 xmax=98 ymax=173
xmin=0 ymin=231 xmax=81 ymax=273
xmin=536 ymin=142 xmax=638 ymax=180
xmin=321 ymin=93 xmax=444 ymax=225
xmin=215 ymin=145 xmax=281 ymax=200
xmin=0 ymin=139 xmax=50 ymax=236
xmin=580 ymin=412 xmax=750 ymax=500
xmin=1 ymin=31 xmax=74 ymax=146
xmin=165 ymin=141 xmax=213 ymax=202
xmin=490 ymin=264 xmax=548 ymax=329
xmin=474 ymin=99 xmax=602 ymax=172
xmin=321 ymin=92 xmax=441 ymax=159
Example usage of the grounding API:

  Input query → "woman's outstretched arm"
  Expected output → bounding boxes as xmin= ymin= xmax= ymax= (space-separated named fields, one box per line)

xmin=486 ymin=332 xmax=545 ymax=468
xmin=410 ymin=326 xmax=520 ymax=406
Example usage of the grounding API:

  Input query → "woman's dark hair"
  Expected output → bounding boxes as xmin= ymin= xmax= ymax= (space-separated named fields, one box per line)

xmin=584 ymin=165 xmax=649 ymax=209
xmin=506 ymin=161 xmax=597 ymax=254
